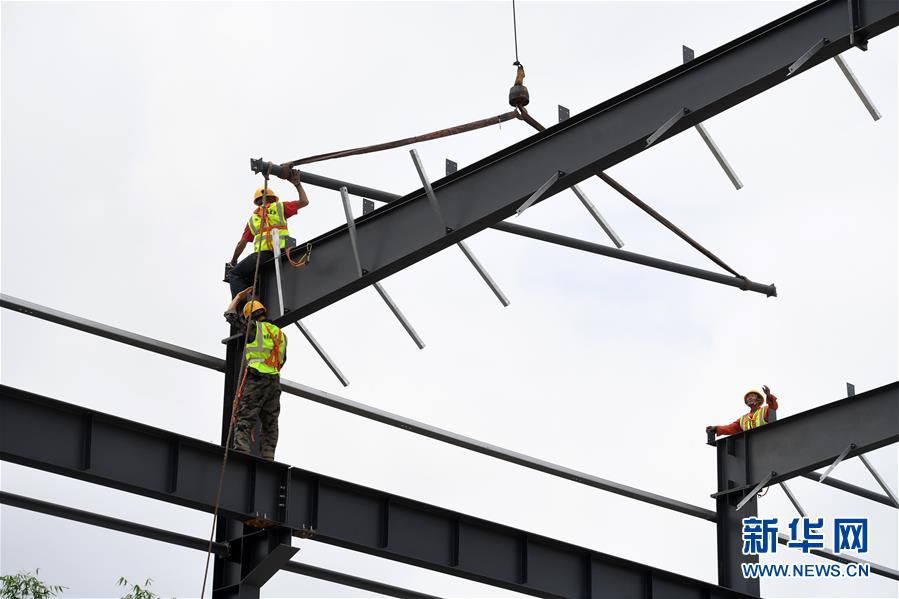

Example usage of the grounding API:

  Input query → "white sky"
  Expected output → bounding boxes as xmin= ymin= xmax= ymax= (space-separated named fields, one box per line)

xmin=1 ymin=1 xmax=896 ymax=598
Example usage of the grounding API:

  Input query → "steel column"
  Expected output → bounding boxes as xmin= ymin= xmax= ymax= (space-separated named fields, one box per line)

xmin=715 ymin=434 xmax=760 ymax=596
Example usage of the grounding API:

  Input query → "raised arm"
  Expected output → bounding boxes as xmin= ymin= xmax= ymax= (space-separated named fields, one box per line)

xmin=226 ymin=287 xmax=254 ymax=314
xmin=279 ymin=166 xmax=309 ymax=209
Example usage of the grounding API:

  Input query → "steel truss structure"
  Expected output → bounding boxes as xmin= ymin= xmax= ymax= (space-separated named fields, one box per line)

xmin=712 ymin=383 xmax=899 ymax=595
xmin=0 ymin=383 xmax=752 ymax=599
xmin=2 ymin=0 xmax=898 ymax=597
xmin=251 ymin=0 xmax=897 ymax=327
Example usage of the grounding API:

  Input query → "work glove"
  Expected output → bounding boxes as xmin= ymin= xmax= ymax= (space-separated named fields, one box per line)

xmin=278 ymin=164 xmax=302 ymax=186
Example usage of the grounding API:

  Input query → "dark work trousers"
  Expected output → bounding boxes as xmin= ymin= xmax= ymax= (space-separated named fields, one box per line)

xmin=229 ymin=251 xmax=274 ymax=297
xmin=233 ymin=368 xmax=281 ymax=460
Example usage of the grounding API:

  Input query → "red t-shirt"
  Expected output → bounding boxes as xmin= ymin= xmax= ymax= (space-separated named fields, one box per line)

xmin=241 ymin=201 xmax=302 ymax=243
xmin=715 ymin=394 xmax=779 ymax=436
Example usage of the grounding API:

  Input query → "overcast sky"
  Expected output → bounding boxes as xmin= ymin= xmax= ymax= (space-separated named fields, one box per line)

xmin=1 ymin=1 xmax=896 ymax=598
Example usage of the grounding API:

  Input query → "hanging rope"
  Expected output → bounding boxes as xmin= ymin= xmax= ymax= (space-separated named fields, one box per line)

xmin=199 ymin=168 xmax=276 ymax=599
xmin=512 ymin=0 xmax=521 ymax=65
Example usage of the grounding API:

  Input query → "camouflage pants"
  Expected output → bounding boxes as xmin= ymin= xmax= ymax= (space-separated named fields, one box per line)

xmin=233 ymin=370 xmax=281 ymax=460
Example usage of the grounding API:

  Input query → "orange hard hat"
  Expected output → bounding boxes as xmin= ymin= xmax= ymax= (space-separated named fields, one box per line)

xmin=253 ymin=187 xmax=279 ymax=205
xmin=242 ymin=300 xmax=266 ymax=319
xmin=744 ymin=388 xmax=765 ymax=402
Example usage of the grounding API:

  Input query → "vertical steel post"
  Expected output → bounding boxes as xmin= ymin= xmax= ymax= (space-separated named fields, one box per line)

xmin=715 ymin=434 xmax=761 ymax=596
xmin=212 ymin=316 xmax=298 ymax=598
xmin=213 ymin=331 xmax=247 ymax=597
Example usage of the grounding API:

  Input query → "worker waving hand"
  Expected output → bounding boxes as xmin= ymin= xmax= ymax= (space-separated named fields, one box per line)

xmin=227 ymin=167 xmax=309 ymax=298
xmin=707 ymin=385 xmax=778 ymax=437
xmin=225 ymin=287 xmax=287 ymax=460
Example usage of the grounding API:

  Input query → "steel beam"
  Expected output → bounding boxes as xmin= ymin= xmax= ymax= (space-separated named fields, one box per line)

xmin=492 ymin=223 xmax=775 ymax=296
xmin=295 ymin=174 xmax=776 ymax=296
xmin=253 ymin=0 xmax=897 ymax=325
xmin=0 ymin=491 xmax=441 ymax=599
xmin=0 ymin=295 xmax=713 ymax=520
xmin=0 ymin=294 xmax=224 ymax=371
xmin=0 ymin=385 xmax=749 ymax=599
xmin=0 ymin=490 xmax=228 ymax=556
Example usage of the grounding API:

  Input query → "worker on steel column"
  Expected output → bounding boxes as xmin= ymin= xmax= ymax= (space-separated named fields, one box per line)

xmin=226 ymin=167 xmax=309 ymax=298
xmin=224 ymin=287 xmax=287 ymax=460
xmin=707 ymin=385 xmax=779 ymax=437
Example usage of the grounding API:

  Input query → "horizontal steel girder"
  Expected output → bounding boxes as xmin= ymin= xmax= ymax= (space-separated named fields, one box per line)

xmin=0 ymin=491 xmax=441 ymax=599
xmin=0 ymin=294 xmax=714 ymax=521
xmin=297 ymin=172 xmax=776 ymax=296
xmin=0 ymin=385 xmax=749 ymax=599
xmin=713 ymin=382 xmax=898 ymax=491
xmin=257 ymin=0 xmax=897 ymax=325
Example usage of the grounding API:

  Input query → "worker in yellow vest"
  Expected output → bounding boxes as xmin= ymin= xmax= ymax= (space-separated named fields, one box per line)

xmin=225 ymin=287 xmax=287 ymax=460
xmin=226 ymin=167 xmax=309 ymax=298
xmin=707 ymin=385 xmax=778 ymax=437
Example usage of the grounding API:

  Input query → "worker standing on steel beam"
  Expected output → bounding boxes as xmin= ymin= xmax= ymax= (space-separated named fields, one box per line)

xmin=707 ymin=385 xmax=778 ymax=437
xmin=226 ymin=167 xmax=309 ymax=298
xmin=224 ymin=287 xmax=287 ymax=460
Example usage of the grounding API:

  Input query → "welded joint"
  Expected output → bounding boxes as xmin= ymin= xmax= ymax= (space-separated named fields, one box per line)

xmin=819 ymin=443 xmax=855 ymax=482
xmin=516 ymin=171 xmax=564 ymax=216
xmin=646 ymin=107 xmax=690 ymax=147
xmin=788 ymin=38 xmax=830 ymax=76
xmin=243 ymin=543 xmax=300 ymax=587
xmin=737 ymin=471 xmax=775 ymax=511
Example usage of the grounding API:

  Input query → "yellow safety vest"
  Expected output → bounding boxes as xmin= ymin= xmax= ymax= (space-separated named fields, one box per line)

xmin=245 ymin=321 xmax=286 ymax=375
xmin=248 ymin=203 xmax=288 ymax=252
xmin=739 ymin=407 xmax=767 ymax=431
